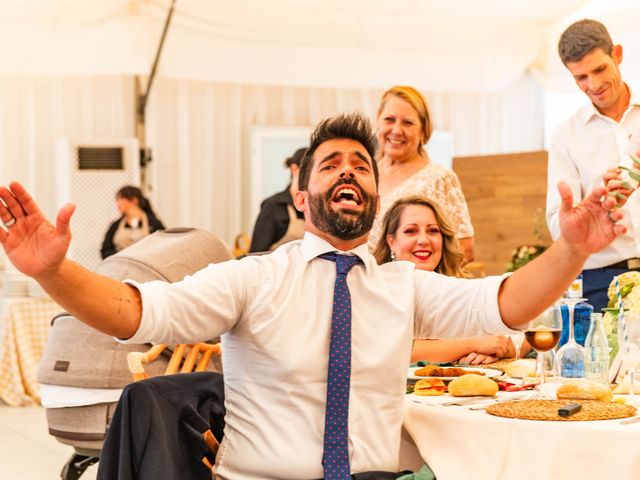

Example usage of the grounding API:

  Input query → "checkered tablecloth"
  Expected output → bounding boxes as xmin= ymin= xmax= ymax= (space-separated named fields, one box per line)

xmin=0 ymin=297 xmax=62 ymax=406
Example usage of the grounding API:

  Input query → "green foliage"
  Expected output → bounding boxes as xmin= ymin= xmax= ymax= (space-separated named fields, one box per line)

xmin=506 ymin=244 xmax=547 ymax=272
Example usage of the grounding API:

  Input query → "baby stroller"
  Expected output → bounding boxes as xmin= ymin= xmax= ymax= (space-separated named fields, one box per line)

xmin=36 ymin=228 xmax=232 ymax=479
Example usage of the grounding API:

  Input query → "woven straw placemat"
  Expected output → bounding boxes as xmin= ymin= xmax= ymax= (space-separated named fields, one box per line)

xmin=486 ymin=399 xmax=636 ymax=421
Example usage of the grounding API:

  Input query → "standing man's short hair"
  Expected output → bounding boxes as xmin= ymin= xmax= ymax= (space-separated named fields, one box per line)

xmin=558 ymin=19 xmax=614 ymax=64
xmin=297 ymin=113 xmax=379 ymax=192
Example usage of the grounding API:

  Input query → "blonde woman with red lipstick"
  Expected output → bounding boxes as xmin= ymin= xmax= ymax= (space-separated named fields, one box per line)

xmin=368 ymin=85 xmax=475 ymax=264
xmin=374 ymin=196 xmax=529 ymax=364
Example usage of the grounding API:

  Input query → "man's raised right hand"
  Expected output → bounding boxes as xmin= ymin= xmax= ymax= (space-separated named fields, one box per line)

xmin=0 ymin=181 xmax=75 ymax=280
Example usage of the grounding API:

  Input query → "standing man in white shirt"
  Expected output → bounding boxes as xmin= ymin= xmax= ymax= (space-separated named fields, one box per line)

xmin=0 ymin=113 xmax=626 ymax=479
xmin=546 ymin=19 xmax=640 ymax=312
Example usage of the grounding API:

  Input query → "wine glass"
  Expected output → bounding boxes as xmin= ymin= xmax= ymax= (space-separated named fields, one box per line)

xmin=511 ymin=332 xmax=525 ymax=360
xmin=525 ymin=305 xmax=562 ymax=385
xmin=557 ymin=297 xmax=586 ymax=378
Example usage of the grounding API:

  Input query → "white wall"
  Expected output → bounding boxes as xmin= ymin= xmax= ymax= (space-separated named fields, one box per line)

xmin=543 ymin=90 xmax=585 ymax=149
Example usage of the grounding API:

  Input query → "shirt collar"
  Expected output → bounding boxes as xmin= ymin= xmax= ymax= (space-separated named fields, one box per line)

xmin=300 ymin=231 xmax=374 ymax=272
xmin=580 ymin=83 xmax=639 ymax=124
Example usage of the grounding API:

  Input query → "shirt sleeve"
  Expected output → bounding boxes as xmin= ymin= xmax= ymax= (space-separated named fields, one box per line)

xmin=412 ymin=271 xmax=517 ymax=339
xmin=120 ymin=258 xmax=261 ymax=345
xmin=546 ymin=128 xmax=582 ymax=241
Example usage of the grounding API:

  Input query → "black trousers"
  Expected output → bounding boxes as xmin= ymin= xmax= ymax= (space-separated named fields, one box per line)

xmin=97 ymin=372 xmax=411 ymax=480
xmin=582 ymin=266 xmax=628 ymax=312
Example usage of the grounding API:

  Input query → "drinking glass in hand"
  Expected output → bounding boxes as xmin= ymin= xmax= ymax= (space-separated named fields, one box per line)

xmin=525 ymin=305 xmax=562 ymax=385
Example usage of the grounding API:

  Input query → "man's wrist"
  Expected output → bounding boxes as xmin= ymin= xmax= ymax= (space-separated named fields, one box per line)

xmin=556 ymin=236 xmax=590 ymax=264
xmin=33 ymin=258 xmax=71 ymax=287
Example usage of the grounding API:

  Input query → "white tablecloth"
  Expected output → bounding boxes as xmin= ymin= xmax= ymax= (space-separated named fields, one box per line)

xmin=403 ymin=391 xmax=640 ymax=480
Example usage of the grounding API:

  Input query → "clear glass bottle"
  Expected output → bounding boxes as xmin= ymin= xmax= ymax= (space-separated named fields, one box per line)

xmin=584 ymin=312 xmax=610 ymax=384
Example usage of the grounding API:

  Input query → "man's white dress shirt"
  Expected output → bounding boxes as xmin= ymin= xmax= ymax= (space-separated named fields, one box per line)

xmin=124 ymin=232 xmax=513 ymax=479
xmin=546 ymin=91 xmax=640 ymax=269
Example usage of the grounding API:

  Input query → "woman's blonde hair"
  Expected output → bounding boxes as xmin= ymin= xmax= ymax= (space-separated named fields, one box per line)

xmin=376 ymin=85 xmax=433 ymax=154
xmin=373 ymin=195 xmax=465 ymax=277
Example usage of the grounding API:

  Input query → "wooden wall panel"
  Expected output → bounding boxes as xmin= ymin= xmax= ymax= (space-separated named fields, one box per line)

xmin=453 ymin=151 xmax=551 ymax=276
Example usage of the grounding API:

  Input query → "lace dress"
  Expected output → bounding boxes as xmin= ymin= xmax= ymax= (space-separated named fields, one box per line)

xmin=368 ymin=163 xmax=474 ymax=251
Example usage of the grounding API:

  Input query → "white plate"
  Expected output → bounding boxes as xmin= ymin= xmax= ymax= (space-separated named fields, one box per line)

xmin=407 ymin=365 xmax=502 ymax=381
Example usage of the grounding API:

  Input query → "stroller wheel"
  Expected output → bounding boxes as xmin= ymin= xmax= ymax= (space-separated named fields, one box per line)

xmin=60 ymin=453 xmax=99 ymax=480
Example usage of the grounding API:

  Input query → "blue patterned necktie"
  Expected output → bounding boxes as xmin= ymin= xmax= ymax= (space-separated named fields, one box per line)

xmin=318 ymin=252 xmax=363 ymax=479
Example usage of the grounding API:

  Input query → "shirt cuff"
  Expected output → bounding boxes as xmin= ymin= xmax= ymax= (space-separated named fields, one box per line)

xmin=486 ymin=272 xmax=526 ymax=334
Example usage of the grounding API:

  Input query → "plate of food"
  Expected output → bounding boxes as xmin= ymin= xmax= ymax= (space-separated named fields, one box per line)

xmin=407 ymin=364 xmax=502 ymax=381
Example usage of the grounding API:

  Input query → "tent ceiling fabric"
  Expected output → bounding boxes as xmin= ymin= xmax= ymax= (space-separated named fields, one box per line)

xmin=3 ymin=0 xmax=640 ymax=92
xmin=0 ymin=0 xmax=599 ymax=92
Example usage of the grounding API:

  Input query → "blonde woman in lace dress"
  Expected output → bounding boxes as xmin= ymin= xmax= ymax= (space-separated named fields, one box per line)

xmin=368 ymin=85 xmax=475 ymax=263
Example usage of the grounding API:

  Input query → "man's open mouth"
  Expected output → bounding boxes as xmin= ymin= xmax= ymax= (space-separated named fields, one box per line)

xmin=331 ymin=185 xmax=362 ymax=207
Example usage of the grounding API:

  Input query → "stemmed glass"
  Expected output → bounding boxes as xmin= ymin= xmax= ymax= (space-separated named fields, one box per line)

xmin=557 ymin=297 xmax=586 ymax=377
xmin=511 ymin=332 xmax=525 ymax=360
xmin=525 ymin=305 xmax=562 ymax=385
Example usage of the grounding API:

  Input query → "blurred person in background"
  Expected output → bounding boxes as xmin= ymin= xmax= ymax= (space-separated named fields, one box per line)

xmin=249 ymin=147 xmax=306 ymax=252
xmin=100 ymin=185 xmax=165 ymax=259
xmin=374 ymin=196 xmax=529 ymax=364
xmin=368 ymin=85 xmax=475 ymax=264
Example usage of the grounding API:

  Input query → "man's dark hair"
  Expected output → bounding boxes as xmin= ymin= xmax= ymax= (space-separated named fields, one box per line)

xmin=558 ymin=19 xmax=613 ymax=65
xmin=284 ymin=147 xmax=307 ymax=168
xmin=298 ymin=113 xmax=378 ymax=191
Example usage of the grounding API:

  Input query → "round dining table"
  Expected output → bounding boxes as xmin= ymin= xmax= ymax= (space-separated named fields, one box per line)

xmin=402 ymin=388 xmax=640 ymax=480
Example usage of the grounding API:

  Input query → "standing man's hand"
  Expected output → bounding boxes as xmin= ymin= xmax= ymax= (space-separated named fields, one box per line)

xmin=603 ymin=167 xmax=635 ymax=207
xmin=557 ymin=181 xmax=626 ymax=256
xmin=0 ymin=181 xmax=75 ymax=280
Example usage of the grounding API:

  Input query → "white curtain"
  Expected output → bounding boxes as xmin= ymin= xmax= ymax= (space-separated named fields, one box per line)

xmin=146 ymin=74 xmax=544 ymax=243
xmin=1 ymin=73 xmax=543 ymax=248
xmin=0 ymin=75 xmax=134 ymax=220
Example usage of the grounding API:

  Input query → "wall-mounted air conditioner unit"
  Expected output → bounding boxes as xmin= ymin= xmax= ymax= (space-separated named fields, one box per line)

xmin=55 ymin=139 xmax=141 ymax=272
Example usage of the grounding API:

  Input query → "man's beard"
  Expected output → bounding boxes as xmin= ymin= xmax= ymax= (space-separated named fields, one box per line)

xmin=307 ymin=179 xmax=377 ymax=240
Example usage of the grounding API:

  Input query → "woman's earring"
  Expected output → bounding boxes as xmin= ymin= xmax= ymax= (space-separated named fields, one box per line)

xmin=390 ymin=250 xmax=396 ymax=261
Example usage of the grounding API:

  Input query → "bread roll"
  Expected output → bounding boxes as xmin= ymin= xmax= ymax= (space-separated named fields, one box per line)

xmin=448 ymin=374 xmax=498 ymax=397
xmin=505 ymin=359 xmax=536 ymax=379
xmin=556 ymin=379 xmax=613 ymax=402
xmin=414 ymin=378 xmax=447 ymax=396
